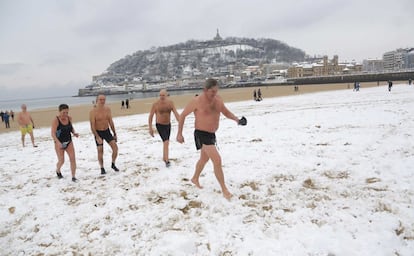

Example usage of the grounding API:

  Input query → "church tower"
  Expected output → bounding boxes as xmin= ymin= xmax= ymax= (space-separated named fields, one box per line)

xmin=214 ymin=28 xmax=222 ymax=41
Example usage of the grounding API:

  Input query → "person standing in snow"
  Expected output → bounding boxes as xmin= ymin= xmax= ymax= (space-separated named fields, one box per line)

xmin=176 ymin=78 xmax=247 ymax=200
xmin=17 ymin=104 xmax=37 ymax=147
xmin=148 ymin=89 xmax=180 ymax=167
xmin=51 ymin=104 xmax=79 ymax=182
xmin=89 ymin=94 xmax=120 ymax=175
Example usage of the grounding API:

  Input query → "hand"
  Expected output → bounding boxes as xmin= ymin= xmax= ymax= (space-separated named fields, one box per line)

xmin=149 ymin=128 xmax=154 ymax=137
xmin=238 ymin=116 xmax=247 ymax=126
xmin=96 ymin=136 xmax=103 ymax=144
xmin=176 ymin=134 xmax=184 ymax=143
xmin=73 ymin=133 xmax=80 ymax=138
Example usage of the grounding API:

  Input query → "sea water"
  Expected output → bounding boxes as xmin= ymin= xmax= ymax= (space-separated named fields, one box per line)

xmin=0 ymin=89 xmax=199 ymax=112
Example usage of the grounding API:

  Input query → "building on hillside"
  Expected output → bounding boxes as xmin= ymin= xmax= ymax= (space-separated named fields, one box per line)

xmin=287 ymin=55 xmax=362 ymax=78
xmin=214 ymin=29 xmax=222 ymax=41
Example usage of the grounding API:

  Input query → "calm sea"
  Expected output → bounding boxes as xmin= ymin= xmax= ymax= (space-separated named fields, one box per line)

xmin=0 ymin=89 xmax=200 ymax=112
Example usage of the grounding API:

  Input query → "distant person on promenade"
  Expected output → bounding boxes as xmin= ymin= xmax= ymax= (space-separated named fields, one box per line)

xmin=388 ymin=80 xmax=393 ymax=92
xmin=176 ymin=78 xmax=247 ymax=200
xmin=148 ymin=89 xmax=180 ymax=167
xmin=4 ymin=111 xmax=10 ymax=128
xmin=257 ymin=88 xmax=262 ymax=101
xmin=409 ymin=79 xmax=412 ymax=86
xmin=17 ymin=104 xmax=37 ymax=147
xmin=89 ymin=94 xmax=120 ymax=175
xmin=356 ymin=82 xmax=360 ymax=91
xmin=51 ymin=104 xmax=79 ymax=182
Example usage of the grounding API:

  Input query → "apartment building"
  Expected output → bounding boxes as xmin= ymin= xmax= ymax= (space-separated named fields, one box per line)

xmin=287 ymin=55 xmax=362 ymax=78
xmin=383 ymin=48 xmax=414 ymax=70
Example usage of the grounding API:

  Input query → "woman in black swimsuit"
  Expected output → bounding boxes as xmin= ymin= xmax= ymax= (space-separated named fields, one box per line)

xmin=51 ymin=104 xmax=79 ymax=182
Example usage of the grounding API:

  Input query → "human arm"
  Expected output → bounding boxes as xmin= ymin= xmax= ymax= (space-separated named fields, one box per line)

xmin=171 ymin=102 xmax=180 ymax=123
xmin=221 ymin=101 xmax=247 ymax=125
xmin=30 ymin=115 xmax=35 ymax=128
xmin=51 ymin=118 xmax=59 ymax=143
xmin=107 ymin=108 xmax=117 ymax=140
xmin=176 ymin=99 xmax=196 ymax=143
xmin=148 ymin=103 xmax=156 ymax=137
xmin=221 ymin=102 xmax=239 ymax=124
xmin=89 ymin=110 xmax=102 ymax=144
xmin=69 ymin=116 xmax=79 ymax=138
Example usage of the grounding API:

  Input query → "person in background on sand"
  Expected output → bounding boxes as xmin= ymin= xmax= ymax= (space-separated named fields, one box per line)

xmin=125 ymin=98 xmax=130 ymax=109
xmin=176 ymin=78 xmax=247 ymax=200
xmin=51 ymin=104 xmax=79 ymax=182
xmin=4 ymin=111 xmax=10 ymax=128
xmin=388 ymin=80 xmax=393 ymax=92
xmin=17 ymin=104 xmax=37 ymax=147
xmin=257 ymin=88 xmax=262 ymax=101
xmin=409 ymin=79 xmax=412 ymax=86
xmin=10 ymin=110 xmax=14 ymax=121
xmin=89 ymin=94 xmax=120 ymax=175
xmin=253 ymin=89 xmax=257 ymax=101
xmin=148 ymin=89 xmax=180 ymax=167
xmin=121 ymin=100 xmax=125 ymax=109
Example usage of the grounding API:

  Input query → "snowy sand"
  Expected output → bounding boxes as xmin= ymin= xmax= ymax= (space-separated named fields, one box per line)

xmin=1 ymin=85 xmax=413 ymax=255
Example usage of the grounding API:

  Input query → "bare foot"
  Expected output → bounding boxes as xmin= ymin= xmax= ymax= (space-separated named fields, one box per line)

xmin=223 ymin=190 xmax=233 ymax=200
xmin=191 ymin=178 xmax=203 ymax=189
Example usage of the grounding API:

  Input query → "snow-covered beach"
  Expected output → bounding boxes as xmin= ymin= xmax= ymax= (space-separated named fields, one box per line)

xmin=1 ymin=84 xmax=413 ymax=255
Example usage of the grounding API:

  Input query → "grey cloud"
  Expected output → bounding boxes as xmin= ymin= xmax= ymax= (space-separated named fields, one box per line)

xmin=0 ymin=63 xmax=25 ymax=75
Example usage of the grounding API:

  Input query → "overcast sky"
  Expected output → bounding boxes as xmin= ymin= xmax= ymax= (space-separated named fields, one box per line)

xmin=0 ymin=0 xmax=412 ymax=99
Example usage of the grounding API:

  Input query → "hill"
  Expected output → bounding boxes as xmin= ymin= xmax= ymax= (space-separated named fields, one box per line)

xmin=93 ymin=36 xmax=306 ymax=85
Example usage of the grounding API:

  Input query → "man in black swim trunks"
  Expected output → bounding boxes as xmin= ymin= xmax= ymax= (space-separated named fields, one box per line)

xmin=176 ymin=78 xmax=246 ymax=200
xmin=89 ymin=94 xmax=120 ymax=175
xmin=149 ymin=89 xmax=180 ymax=167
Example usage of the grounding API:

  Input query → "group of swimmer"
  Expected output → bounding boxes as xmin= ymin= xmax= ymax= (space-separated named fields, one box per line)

xmin=31 ymin=78 xmax=247 ymax=200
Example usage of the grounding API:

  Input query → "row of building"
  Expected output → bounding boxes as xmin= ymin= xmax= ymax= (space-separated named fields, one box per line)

xmin=287 ymin=48 xmax=414 ymax=78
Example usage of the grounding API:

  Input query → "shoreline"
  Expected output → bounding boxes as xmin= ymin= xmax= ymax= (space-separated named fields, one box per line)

xmin=0 ymin=81 xmax=390 ymax=134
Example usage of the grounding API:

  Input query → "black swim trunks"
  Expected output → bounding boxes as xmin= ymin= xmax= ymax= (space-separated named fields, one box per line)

xmin=194 ymin=129 xmax=216 ymax=150
xmin=156 ymin=123 xmax=171 ymax=142
xmin=95 ymin=128 xmax=115 ymax=146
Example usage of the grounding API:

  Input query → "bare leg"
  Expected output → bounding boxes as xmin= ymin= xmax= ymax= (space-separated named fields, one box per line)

xmin=163 ymin=140 xmax=169 ymax=162
xmin=21 ymin=134 xmax=25 ymax=147
xmin=67 ymin=143 xmax=77 ymax=178
xmin=203 ymin=145 xmax=233 ymax=200
xmin=55 ymin=144 xmax=65 ymax=174
xmin=55 ymin=153 xmax=64 ymax=173
xmin=109 ymin=140 xmax=118 ymax=164
xmin=97 ymin=145 xmax=104 ymax=168
xmin=191 ymin=148 xmax=209 ymax=189
xmin=29 ymin=132 xmax=36 ymax=147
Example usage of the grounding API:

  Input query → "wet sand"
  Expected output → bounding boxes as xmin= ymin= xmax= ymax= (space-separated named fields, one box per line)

xmin=0 ymin=81 xmax=389 ymax=134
